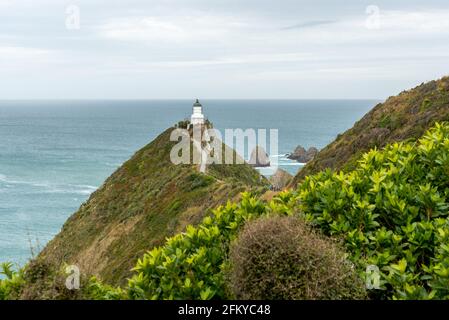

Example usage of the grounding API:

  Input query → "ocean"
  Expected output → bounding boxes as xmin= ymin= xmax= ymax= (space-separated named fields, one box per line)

xmin=0 ymin=99 xmax=377 ymax=265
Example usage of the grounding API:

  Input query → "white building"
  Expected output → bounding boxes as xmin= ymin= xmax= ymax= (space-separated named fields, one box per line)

xmin=191 ymin=99 xmax=205 ymax=125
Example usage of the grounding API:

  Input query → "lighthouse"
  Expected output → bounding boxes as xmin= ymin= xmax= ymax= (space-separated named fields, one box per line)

xmin=190 ymin=99 xmax=205 ymax=126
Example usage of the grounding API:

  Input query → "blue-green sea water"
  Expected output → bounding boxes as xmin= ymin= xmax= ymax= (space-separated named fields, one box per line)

xmin=0 ymin=99 xmax=376 ymax=265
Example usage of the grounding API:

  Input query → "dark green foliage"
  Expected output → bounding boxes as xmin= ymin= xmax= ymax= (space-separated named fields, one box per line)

xmin=227 ymin=216 xmax=366 ymax=300
xmin=176 ymin=120 xmax=189 ymax=129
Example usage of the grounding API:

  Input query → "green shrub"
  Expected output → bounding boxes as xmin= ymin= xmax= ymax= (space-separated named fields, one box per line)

xmin=227 ymin=216 xmax=366 ymax=300
xmin=0 ymin=262 xmax=24 ymax=300
xmin=296 ymin=122 xmax=449 ymax=299
xmin=127 ymin=193 xmax=268 ymax=300
xmin=84 ymin=277 xmax=126 ymax=300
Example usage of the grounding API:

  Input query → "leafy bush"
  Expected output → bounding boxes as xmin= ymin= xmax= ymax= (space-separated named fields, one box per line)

xmin=127 ymin=193 xmax=268 ymax=300
xmin=297 ymin=123 xmax=449 ymax=299
xmin=84 ymin=277 xmax=126 ymax=300
xmin=227 ymin=216 xmax=366 ymax=300
xmin=0 ymin=262 xmax=24 ymax=300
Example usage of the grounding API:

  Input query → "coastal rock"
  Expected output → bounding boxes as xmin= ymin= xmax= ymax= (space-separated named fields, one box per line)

xmin=287 ymin=145 xmax=319 ymax=163
xmin=249 ymin=146 xmax=270 ymax=167
xmin=269 ymin=168 xmax=293 ymax=191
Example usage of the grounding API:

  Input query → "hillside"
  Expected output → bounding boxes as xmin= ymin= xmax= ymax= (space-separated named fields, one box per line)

xmin=36 ymin=124 xmax=268 ymax=287
xmin=87 ymin=122 xmax=449 ymax=301
xmin=291 ymin=76 xmax=449 ymax=186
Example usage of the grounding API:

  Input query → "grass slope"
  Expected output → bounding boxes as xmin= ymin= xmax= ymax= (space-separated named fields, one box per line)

xmin=291 ymin=76 xmax=449 ymax=186
xmin=37 ymin=126 xmax=268 ymax=286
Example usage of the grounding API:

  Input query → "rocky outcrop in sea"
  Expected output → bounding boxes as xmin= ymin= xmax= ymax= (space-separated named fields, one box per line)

xmin=287 ymin=145 xmax=318 ymax=163
xmin=249 ymin=146 xmax=270 ymax=167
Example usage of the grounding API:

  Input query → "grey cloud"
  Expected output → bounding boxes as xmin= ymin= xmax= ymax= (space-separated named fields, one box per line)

xmin=1 ymin=0 xmax=449 ymax=99
xmin=281 ymin=20 xmax=337 ymax=30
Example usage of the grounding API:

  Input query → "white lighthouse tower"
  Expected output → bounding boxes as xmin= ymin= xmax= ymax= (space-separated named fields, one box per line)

xmin=190 ymin=99 xmax=205 ymax=126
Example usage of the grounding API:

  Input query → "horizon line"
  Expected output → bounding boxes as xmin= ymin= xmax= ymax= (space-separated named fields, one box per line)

xmin=0 ymin=97 xmax=383 ymax=101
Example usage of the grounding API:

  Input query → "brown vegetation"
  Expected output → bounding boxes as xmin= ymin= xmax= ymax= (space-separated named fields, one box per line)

xmin=227 ymin=216 xmax=366 ymax=300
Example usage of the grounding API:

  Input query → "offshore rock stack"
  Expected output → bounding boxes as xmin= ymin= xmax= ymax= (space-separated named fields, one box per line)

xmin=287 ymin=145 xmax=318 ymax=163
xmin=248 ymin=146 xmax=271 ymax=167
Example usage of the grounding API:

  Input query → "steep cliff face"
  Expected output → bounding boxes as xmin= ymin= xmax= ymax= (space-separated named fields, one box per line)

xmin=291 ymin=76 xmax=449 ymax=186
xmin=38 ymin=126 xmax=268 ymax=286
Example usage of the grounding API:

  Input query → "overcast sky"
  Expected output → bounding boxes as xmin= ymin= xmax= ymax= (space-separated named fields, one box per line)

xmin=1 ymin=0 xmax=449 ymax=99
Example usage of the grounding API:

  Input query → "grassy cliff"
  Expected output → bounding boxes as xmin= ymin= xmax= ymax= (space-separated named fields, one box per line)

xmin=291 ymin=76 xmax=449 ymax=186
xmin=37 ymin=125 xmax=268 ymax=286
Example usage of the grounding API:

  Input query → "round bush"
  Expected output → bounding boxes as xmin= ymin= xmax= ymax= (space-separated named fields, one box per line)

xmin=228 ymin=216 xmax=367 ymax=300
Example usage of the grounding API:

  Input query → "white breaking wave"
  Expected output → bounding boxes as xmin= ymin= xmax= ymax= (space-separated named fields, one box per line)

xmin=0 ymin=173 xmax=97 ymax=195
xmin=270 ymin=154 xmax=288 ymax=158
